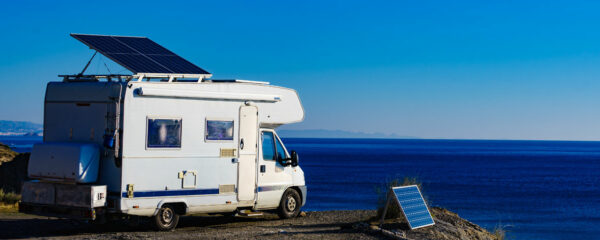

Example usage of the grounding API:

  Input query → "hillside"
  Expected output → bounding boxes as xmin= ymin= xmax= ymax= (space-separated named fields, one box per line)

xmin=0 ymin=120 xmax=43 ymax=136
xmin=0 ymin=143 xmax=18 ymax=165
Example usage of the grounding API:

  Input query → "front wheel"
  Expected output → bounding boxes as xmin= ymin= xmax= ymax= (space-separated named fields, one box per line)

xmin=153 ymin=204 xmax=180 ymax=231
xmin=277 ymin=188 xmax=301 ymax=219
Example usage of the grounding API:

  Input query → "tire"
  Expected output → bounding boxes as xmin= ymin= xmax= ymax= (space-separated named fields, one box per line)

xmin=153 ymin=204 xmax=180 ymax=231
xmin=277 ymin=188 xmax=301 ymax=219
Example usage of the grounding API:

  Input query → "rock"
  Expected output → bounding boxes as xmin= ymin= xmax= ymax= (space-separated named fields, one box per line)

xmin=299 ymin=211 xmax=307 ymax=217
xmin=377 ymin=207 xmax=498 ymax=240
xmin=0 ymin=145 xmax=29 ymax=193
xmin=0 ymin=143 xmax=18 ymax=166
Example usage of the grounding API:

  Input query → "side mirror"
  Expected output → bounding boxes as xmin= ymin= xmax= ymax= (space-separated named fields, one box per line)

xmin=279 ymin=151 xmax=299 ymax=167
xmin=290 ymin=150 xmax=299 ymax=167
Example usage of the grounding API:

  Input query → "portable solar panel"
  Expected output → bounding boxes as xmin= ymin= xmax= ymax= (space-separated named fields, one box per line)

xmin=70 ymin=34 xmax=210 ymax=75
xmin=392 ymin=185 xmax=435 ymax=229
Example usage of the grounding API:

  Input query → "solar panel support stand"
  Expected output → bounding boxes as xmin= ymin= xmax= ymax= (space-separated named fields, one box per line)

xmin=379 ymin=189 xmax=394 ymax=228
xmin=77 ymin=51 xmax=97 ymax=79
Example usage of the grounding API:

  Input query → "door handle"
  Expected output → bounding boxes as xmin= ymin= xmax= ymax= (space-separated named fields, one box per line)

xmin=260 ymin=165 xmax=266 ymax=173
xmin=240 ymin=138 xmax=244 ymax=150
xmin=231 ymin=158 xmax=239 ymax=163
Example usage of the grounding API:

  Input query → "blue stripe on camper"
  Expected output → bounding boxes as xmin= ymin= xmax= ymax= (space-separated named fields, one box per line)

xmin=257 ymin=185 xmax=286 ymax=192
xmin=125 ymin=186 xmax=287 ymax=198
xmin=122 ymin=188 xmax=219 ymax=198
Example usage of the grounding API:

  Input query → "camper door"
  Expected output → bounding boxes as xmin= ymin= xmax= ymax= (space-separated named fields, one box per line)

xmin=238 ymin=105 xmax=258 ymax=202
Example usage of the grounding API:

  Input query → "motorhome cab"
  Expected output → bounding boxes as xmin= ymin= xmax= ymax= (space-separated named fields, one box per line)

xmin=19 ymin=34 xmax=306 ymax=230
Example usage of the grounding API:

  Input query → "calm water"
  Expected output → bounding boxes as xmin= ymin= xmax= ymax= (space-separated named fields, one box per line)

xmin=284 ymin=138 xmax=600 ymax=240
xmin=0 ymin=136 xmax=42 ymax=153
xmin=2 ymin=136 xmax=599 ymax=239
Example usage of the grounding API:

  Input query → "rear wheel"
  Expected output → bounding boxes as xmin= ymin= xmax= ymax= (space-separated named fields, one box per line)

xmin=277 ymin=188 xmax=301 ymax=219
xmin=153 ymin=204 xmax=180 ymax=231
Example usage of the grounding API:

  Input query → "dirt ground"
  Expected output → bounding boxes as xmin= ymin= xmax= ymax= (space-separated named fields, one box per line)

xmin=0 ymin=210 xmax=383 ymax=240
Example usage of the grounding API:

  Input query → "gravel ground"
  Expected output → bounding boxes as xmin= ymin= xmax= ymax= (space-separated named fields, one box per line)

xmin=0 ymin=210 xmax=382 ymax=240
xmin=0 ymin=208 xmax=497 ymax=240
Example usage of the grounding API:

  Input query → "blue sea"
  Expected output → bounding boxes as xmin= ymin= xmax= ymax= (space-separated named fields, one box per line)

xmin=2 ymin=136 xmax=599 ymax=240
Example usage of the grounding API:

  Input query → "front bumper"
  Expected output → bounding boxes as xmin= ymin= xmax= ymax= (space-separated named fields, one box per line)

xmin=19 ymin=202 xmax=102 ymax=220
xmin=298 ymin=185 xmax=307 ymax=207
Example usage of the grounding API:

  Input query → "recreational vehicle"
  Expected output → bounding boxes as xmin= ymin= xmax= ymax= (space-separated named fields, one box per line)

xmin=19 ymin=34 xmax=306 ymax=230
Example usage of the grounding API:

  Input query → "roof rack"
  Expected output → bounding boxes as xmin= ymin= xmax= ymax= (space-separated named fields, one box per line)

xmin=59 ymin=74 xmax=134 ymax=82
xmin=132 ymin=73 xmax=210 ymax=82
xmin=206 ymin=79 xmax=270 ymax=85
xmin=58 ymin=74 xmax=269 ymax=85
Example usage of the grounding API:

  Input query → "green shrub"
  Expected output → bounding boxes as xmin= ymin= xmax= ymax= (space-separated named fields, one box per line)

xmin=375 ymin=177 xmax=425 ymax=219
xmin=0 ymin=189 xmax=21 ymax=204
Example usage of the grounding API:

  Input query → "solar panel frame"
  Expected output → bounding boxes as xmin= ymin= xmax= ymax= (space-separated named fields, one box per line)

xmin=392 ymin=185 xmax=435 ymax=230
xmin=70 ymin=33 xmax=210 ymax=75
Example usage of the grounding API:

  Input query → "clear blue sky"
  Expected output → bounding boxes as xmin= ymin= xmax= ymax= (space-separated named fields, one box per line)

xmin=2 ymin=0 xmax=600 ymax=140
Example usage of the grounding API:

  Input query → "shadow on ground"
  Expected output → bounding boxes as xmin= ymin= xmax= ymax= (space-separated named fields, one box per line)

xmin=0 ymin=215 xmax=265 ymax=239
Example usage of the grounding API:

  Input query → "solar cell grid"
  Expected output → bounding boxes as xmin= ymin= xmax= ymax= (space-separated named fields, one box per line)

xmin=392 ymin=185 xmax=435 ymax=229
xmin=76 ymin=35 xmax=136 ymax=54
xmin=147 ymin=55 xmax=205 ymax=73
xmin=71 ymin=34 xmax=210 ymax=75
xmin=107 ymin=53 xmax=170 ymax=73
xmin=113 ymin=36 xmax=174 ymax=55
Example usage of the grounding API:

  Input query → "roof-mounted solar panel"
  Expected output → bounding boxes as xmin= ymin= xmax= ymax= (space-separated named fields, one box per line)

xmin=70 ymin=34 xmax=210 ymax=77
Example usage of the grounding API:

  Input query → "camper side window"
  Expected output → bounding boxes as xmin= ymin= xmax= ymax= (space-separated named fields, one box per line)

xmin=205 ymin=120 xmax=234 ymax=141
xmin=262 ymin=131 xmax=276 ymax=160
xmin=147 ymin=118 xmax=182 ymax=148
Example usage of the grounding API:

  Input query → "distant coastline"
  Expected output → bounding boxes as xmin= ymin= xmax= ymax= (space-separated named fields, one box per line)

xmin=277 ymin=129 xmax=417 ymax=139
xmin=1 ymin=120 xmax=419 ymax=139
xmin=0 ymin=132 xmax=43 ymax=137
xmin=0 ymin=120 xmax=42 ymax=137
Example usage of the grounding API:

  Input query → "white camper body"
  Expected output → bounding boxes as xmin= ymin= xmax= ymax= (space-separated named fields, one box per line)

xmin=21 ymin=79 xmax=306 ymax=226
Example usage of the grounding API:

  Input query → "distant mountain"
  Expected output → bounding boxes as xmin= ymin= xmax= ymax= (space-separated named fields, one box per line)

xmin=277 ymin=129 xmax=417 ymax=139
xmin=0 ymin=120 xmax=43 ymax=136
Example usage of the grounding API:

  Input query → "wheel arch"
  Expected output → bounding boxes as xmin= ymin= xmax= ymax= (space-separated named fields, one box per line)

xmin=288 ymin=186 xmax=303 ymax=206
xmin=154 ymin=199 xmax=188 ymax=216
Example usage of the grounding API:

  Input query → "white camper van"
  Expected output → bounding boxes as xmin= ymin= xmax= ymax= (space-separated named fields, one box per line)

xmin=19 ymin=34 xmax=306 ymax=231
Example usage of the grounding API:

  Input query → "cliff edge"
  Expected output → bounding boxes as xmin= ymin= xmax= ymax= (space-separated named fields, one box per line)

xmin=0 ymin=143 xmax=29 ymax=193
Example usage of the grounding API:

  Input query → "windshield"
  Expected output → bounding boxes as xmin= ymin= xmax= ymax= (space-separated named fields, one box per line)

xmin=275 ymin=136 xmax=287 ymax=161
xmin=261 ymin=131 xmax=275 ymax=160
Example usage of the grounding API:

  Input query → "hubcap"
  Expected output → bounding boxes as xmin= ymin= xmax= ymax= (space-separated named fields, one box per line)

xmin=161 ymin=208 xmax=174 ymax=224
xmin=286 ymin=196 xmax=297 ymax=212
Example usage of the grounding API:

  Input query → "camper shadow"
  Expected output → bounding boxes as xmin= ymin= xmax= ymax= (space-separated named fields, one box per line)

xmin=0 ymin=215 xmax=273 ymax=239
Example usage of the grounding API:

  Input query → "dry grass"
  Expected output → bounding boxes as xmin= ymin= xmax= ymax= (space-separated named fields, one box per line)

xmin=0 ymin=203 xmax=18 ymax=213
xmin=0 ymin=189 xmax=20 ymax=204
xmin=0 ymin=189 xmax=20 ymax=213
xmin=375 ymin=177 xmax=425 ymax=219
xmin=493 ymin=225 xmax=506 ymax=240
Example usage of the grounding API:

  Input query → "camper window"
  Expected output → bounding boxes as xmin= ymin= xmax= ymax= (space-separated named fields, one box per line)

xmin=261 ymin=131 xmax=276 ymax=160
xmin=147 ymin=118 xmax=182 ymax=148
xmin=205 ymin=120 xmax=234 ymax=141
